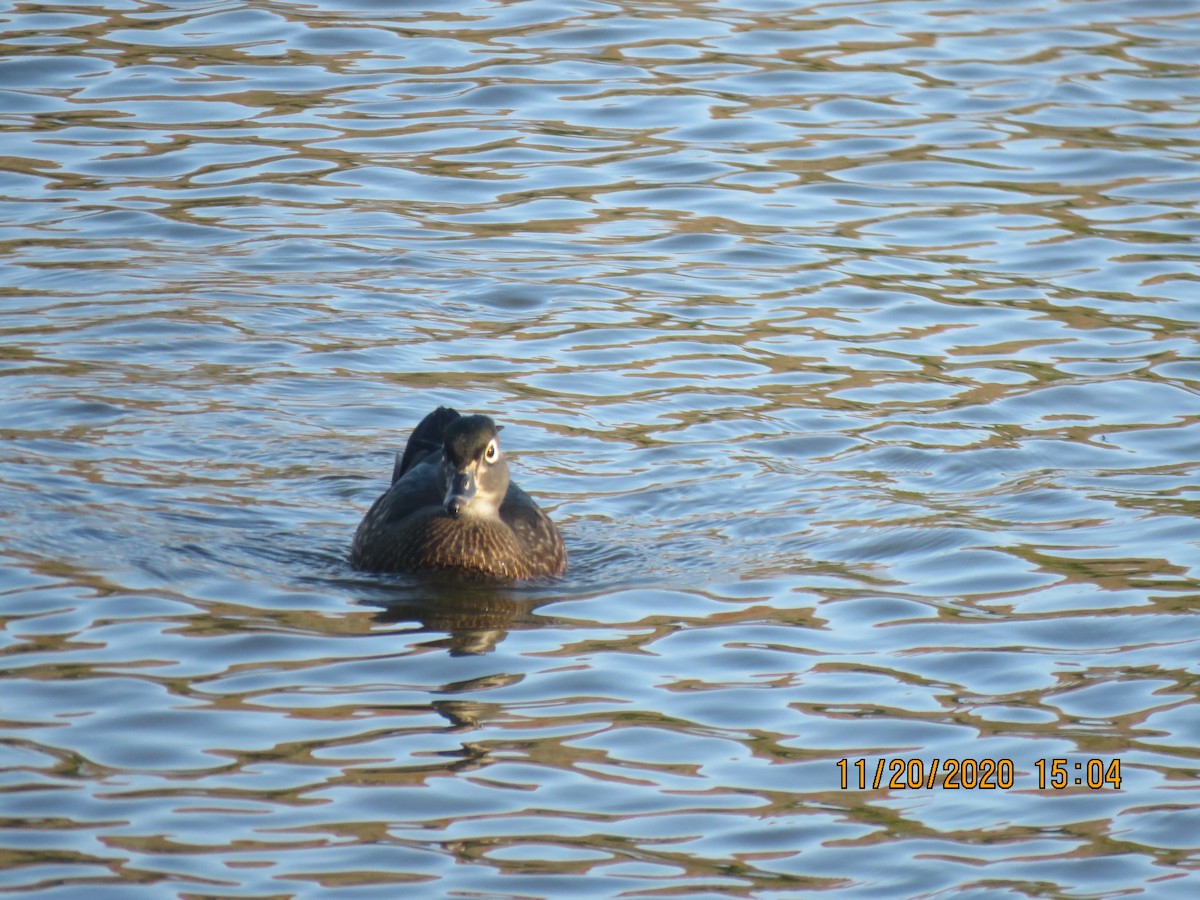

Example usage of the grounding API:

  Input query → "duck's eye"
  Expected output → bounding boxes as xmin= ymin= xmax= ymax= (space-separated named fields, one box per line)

xmin=484 ymin=439 xmax=499 ymax=463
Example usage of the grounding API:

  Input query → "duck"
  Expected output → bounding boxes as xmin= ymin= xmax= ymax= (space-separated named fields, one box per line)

xmin=351 ymin=407 xmax=567 ymax=580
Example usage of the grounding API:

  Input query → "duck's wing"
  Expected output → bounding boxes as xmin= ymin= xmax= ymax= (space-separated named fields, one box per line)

xmin=501 ymin=482 xmax=567 ymax=575
xmin=393 ymin=406 xmax=460 ymax=484
xmin=370 ymin=453 xmax=446 ymax=526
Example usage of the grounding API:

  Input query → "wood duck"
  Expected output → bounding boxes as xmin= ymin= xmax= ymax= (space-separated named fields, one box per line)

xmin=351 ymin=407 xmax=567 ymax=581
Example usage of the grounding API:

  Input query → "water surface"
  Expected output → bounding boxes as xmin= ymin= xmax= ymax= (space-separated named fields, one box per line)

xmin=2 ymin=0 xmax=1200 ymax=896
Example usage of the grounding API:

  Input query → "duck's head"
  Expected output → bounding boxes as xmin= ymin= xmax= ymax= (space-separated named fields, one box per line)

xmin=441 ymin=414 xmax=509 ymax=519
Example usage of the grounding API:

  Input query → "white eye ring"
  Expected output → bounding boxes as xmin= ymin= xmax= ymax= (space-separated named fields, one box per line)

xmin=484 ymin=439 xmax=499 ymax=462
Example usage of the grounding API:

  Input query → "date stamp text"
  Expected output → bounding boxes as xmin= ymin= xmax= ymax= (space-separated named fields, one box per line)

xmin=836 ymin=757 xmax=1122 ymax=790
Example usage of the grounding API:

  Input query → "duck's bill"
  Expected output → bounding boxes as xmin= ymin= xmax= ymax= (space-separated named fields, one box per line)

xmin=445 ymin=471 xmax=476 ymax=517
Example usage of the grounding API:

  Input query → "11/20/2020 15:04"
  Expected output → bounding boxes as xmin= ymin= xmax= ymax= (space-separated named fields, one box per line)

xmin=836 ymin=758 xmax=1123 ymax=790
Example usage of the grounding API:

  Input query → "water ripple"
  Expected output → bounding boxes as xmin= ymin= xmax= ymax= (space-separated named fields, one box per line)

xmin=3 ymin=0 xmax=1200 ymax=896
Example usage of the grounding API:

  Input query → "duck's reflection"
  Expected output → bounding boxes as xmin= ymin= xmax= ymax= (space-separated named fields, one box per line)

xmin=368 ymin=577 xmax=553 ymax=655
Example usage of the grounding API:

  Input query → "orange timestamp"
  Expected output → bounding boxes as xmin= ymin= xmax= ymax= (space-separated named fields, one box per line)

xmin=836 ymin=757 xmax=1122 ymax=790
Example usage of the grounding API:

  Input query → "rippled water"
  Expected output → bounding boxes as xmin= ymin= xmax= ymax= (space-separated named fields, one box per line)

xmin=3 ymin=0 xmax=1200 ymax=896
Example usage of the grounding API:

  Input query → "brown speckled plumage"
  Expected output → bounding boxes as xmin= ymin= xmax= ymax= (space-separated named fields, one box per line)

xmin=351 ymin=407 xmax=567 ymax=581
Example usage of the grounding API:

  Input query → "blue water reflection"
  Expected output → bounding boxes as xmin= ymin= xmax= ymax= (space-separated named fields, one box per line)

xmin=2 ymin=0 xmax=1200 ymax=896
